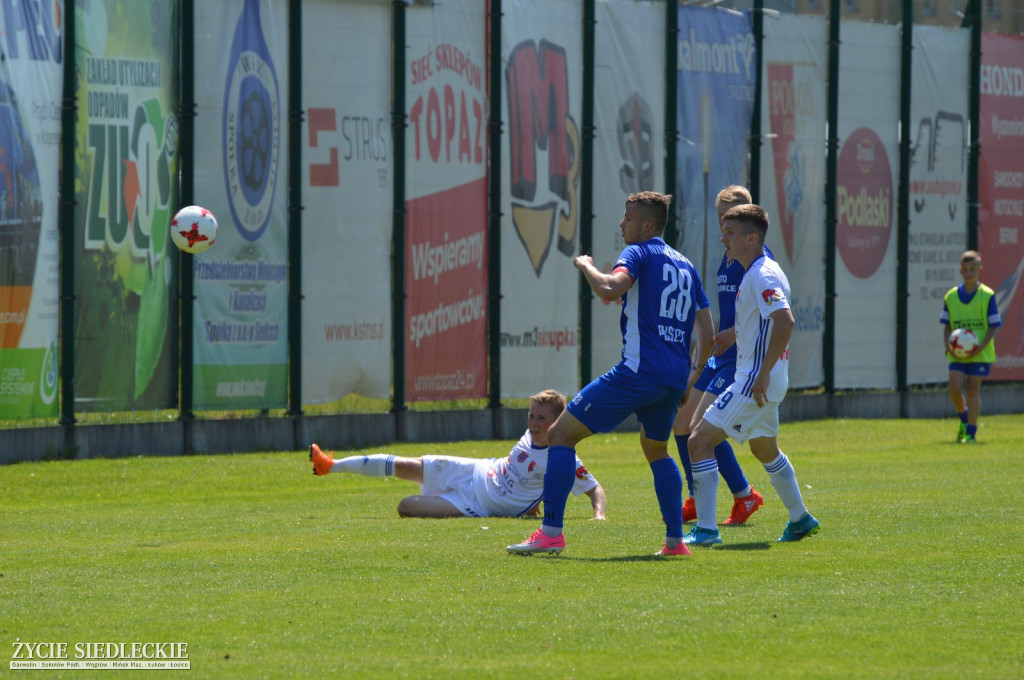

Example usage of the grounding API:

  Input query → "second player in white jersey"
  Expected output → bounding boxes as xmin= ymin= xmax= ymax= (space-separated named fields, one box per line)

xmin=734 ymin=255 xmax=791 ymax=405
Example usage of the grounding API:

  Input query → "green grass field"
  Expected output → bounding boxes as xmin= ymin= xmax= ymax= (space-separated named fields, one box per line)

xmin=3 ymin=415 xmax=1023 ymax=678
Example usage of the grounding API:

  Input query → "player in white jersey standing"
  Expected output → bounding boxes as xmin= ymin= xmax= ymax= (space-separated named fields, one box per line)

xmin=308 ymin=389 xmax=606 ymax=520
xmin=685 ymin=204 xmax=819 ymax=545
xmin=507 ymin=191 xmax=715 ymax=557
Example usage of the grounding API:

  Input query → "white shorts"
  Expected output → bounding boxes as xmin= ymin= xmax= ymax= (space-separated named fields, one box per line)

xmin=701 ymin=384 xmax=780 ymax=444
xmin=420 ymin=455 xmax=488 ymax=518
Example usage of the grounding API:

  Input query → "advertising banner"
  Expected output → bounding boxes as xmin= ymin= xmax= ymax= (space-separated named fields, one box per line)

xmin=760 ymin=14 xmax=827 ymax=389
xmin=979 ymin=33 xmax=1024 ymax=381
xmin=676 ymin=6 xmax=755 ymax=323
xmin=0 ymin=1 xmax=63 ymax=418
xmin=405 ymin=0 xmax=488 ymax=401
xmin=907 ymin=26 xmax=969 ymax=385
xmin=301 ymin=0 xmax=392 ymax=403
xmin=193 ymin=0 xmax=288 ymax=409
xmin=591 ymin=0 xmax=666 ymax=376
xmin=834 ymin=22 xmax=900 ymax=389
xmin=72 ymin=0 xmax=180 ymax=411
xmin=500 ymin=0 xmax=582 ymax=398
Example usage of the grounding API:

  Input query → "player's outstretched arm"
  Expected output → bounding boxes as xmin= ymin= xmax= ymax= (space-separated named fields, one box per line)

xmin=574 ymin=255 xmax=632 ymax=302
xmin=586 ymin=483 xmax=607 ymax=520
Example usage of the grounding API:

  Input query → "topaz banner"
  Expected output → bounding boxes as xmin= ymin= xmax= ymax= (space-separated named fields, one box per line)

xmin=907 ymin=26 xmax=969 ymax=385
xmin=300 ymin=0 xmax=392 ymax=403
xmin=979 ymin=33 xmax=1024 ymax=381
xmin=834 ymin=22 xmax=900 ymax=389
xmin=73 ymin=0 xmax=180 ymax=411
xmin=405 ymin=0 xmax=488 ymax=401
xmin=193 ymin=0 xmax=288 ymax=409
xmin=676 ymin=6 xmax=755 ymax=323
xmin=500 ymin=0 xmax=582 ymax=398
xmin=590 ymin=0 xmax=666 ymax=376
xmin=760 ymin=14 xmax=827 ymax=390
xmin=0 ymin=1 xmax=63 ymax=418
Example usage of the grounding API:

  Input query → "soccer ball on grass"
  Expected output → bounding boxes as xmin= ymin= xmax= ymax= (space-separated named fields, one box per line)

xmin=170 ymin=205 xmax=218 ymax=254
xmin=948 ymin=328 xmax=979 ymax=359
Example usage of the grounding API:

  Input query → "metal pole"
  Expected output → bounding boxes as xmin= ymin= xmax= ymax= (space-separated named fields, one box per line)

xmin=391 ymin=0 xmax=407 ymax=413
xmin=580 ymin=0 xmax=596 ymax=386
xmin=59 ymin=0 xmax=77 ymax=425
xmin=824 ymin=0 xmax=841 ymax=397
xmin=663 ymin=0 xmax=679 ymax=248
xmin=487 ymin=0 xmax=503 ymax=410
xmin=179 ymin=0 xmax=196 ymax=420
xmin=963 ymin=0 xmax=981 ymax=251
xmin=287 ymin=0 xmax=303 ymax=416
xmin=896 ymin=0 xmax=913 ymax=401
xmin=749 ymin=0 xmax=765 ymax=203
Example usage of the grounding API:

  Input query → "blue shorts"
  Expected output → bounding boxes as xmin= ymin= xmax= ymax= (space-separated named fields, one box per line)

xmin=949 ymin=362 xmax=991 ymax=377
xmin=693 ymin=356 xmax=736 ymax=396
xmin=566 ymin=364 xmax=684 ymax=441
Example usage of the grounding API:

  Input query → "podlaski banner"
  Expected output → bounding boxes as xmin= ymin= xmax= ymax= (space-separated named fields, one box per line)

xmin=193 ymin=0 xmax=288 ymax=409
xmin=979 ymin=33 xmax=1024 ymax=381
xmin=834 ymin=22 xmax=900 ymax=389
xmin=760 ymin=14 xmax=827 ymax=390
xmin=500 ymin=0 xmax=582 ymax=398
xmin=73 ymin=0 xmax=180 ymax=411
xmin=591 ymin=0 xmax=666 ymax=376
xmin=301 ymin=0 xmax=392 ymax=403
xmin=0 ymin=1 xmax=62 ymax=418
xmin=907 ymin=26 xmax=969 ymax=386
xmin=405 ymin=0 xmax=488 ymax=401
xmin=676 ymin=6 xmax=755 ymax=322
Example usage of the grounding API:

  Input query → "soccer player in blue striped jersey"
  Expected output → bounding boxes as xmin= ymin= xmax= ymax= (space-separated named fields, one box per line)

xmin=686 ymin=204 xmax=819 ymax=545
xmin=672 ymin=185 xmax=768 ymax=526
xmin=507 ymin=191 xmax=715 ymax=557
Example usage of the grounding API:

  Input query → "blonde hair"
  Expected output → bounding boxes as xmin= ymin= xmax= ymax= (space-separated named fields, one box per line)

xmin=715 ymin=185 xmax=752 ymax=210
xmin=529 ymin=389 xmax=566 ymax=417
xmin=961 ymin=250 xmax=981 ymax=267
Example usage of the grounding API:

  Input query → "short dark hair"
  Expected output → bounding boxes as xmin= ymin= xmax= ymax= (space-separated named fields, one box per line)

xmin=721 ymin=204 xmax=769 ymax=242
xmin=626 ymin=191 xmax=673 ymax=233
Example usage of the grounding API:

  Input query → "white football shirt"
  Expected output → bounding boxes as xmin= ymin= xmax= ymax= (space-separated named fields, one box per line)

xmin=734 ymin=255 xmax=791 ymax=404
xmin=472 ymin=430 xmax=598 ymax=517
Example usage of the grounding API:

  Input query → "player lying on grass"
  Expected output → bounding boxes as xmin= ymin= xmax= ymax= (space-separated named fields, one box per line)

xmin=308 ymin=389 xmax=606 ymax=519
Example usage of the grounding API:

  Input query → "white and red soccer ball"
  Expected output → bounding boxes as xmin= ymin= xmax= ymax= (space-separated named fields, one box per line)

xmin=170 ymin=205 xmax=218 ymax=254
xmin=948 ymin=327 xmax=979 ymax=359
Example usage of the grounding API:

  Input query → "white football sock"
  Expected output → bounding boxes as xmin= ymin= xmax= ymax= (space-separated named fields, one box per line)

xmin=331 ymin=454 xmax=395 ymax=477
xmin=691 ymin=459 xmax=719 ymax=531
xmin=763 ymin=452 xmax=807 ymax=522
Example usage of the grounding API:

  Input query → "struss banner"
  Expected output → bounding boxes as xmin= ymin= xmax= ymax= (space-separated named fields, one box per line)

xmin=979 ymin=33 xmax=1024 ymax=381
xmin=676 ymin=6 xmax=755 ymax=323
xmin=405 ymin=0 xmax=488 ymax=401
xmin=590 ymin=0 xmax=666 ymax=376
xmin=193 ymin=0 xmax=288 ymax=409
xmin=759 ymin=14 xmax=827 ymax=390
xmin=301 ymin=0 xmax=392 ymax=403
xmin=500 ymin=0 xmax=582 ymax=398
xmin=72 ymin=0 xmax=180 ymax=411
xmin=907 ymin=26 xmax=969 ymax=386
xmin=0 ymin=1 xmax=62 ymax=418
xmin=833 ymin=22 xmax=900 ymax=389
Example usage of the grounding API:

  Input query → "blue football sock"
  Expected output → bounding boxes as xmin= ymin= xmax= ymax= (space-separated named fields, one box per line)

xmin=650 ymin=457 xmax=684 ymax=539
xmin=966 ymin=424 xmax=977 ymax=437
xmin=674 ymin=434 xmax=694 ymax=496
xmin=713 ymin=440 xmax=749 ymax=495
xmin=959 ymin=409 xmax=969 ymax=424
xmin=541 ymin=446 xmax=577 ymax=533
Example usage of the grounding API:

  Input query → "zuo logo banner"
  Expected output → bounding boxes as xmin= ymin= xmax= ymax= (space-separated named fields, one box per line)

xmin=505 ymin=39 xmax=580 ymax=277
